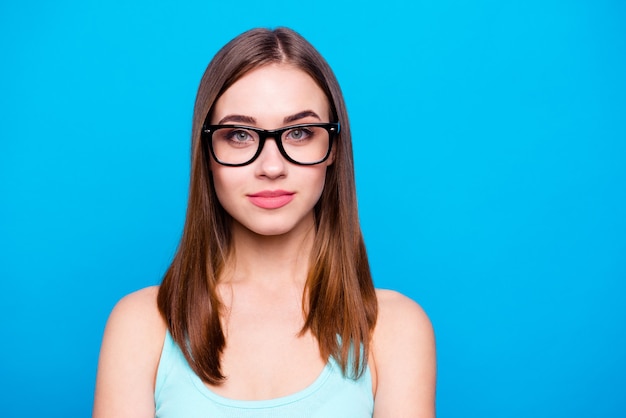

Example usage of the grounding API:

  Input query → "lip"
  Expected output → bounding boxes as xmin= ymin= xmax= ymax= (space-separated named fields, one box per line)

xmin=247 ymin=190 xmax=295 ymax=209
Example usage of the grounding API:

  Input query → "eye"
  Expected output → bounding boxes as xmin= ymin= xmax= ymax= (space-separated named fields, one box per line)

xmin=214 ymin=127 xmax=258 ymax=148
xmin=228 ymin=129 xmax=254 ymax=142
xmin=285 ymin=127 xmax=313 ymax=142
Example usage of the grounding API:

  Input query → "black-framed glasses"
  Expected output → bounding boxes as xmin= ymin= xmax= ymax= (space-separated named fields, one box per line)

xmin=201 ymin=123 xmax=340 ymax=167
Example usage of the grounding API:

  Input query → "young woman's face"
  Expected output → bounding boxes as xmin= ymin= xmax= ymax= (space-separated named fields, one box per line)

xmin=209 ymin=64 xmax=333 ymax=237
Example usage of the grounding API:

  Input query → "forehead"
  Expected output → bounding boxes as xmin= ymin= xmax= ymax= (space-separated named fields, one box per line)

xmin=211 ymin=64 xmax=330 ymax=125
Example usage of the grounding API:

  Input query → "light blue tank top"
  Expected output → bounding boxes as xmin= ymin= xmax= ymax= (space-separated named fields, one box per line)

xmin=155 ymin=331 xmax=374 ymax=417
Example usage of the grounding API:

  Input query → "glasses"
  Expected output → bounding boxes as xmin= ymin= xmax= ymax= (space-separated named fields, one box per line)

xmin=201 ymin=123 xmax=340 ymax=167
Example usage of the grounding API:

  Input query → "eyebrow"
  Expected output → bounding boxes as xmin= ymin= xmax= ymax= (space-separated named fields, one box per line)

xmin=217 ymin=114 xmax=256 ymax=125
xmin=283 ymin=110 xmax=322 ymax=123
xmin=217 ymin=110 xmax=322 ymax=126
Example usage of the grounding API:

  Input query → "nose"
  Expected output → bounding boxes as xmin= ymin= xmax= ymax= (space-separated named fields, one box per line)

xmin=255 ymin=137 xmax=287 ymax=178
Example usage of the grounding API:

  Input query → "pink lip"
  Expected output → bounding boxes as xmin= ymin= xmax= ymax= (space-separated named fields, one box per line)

xmin=247 ymin=190 xmax=295 ymax=209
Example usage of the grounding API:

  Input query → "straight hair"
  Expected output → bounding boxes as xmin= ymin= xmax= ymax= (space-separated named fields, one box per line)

xmin=157 ymin=27 xmax=377 ymax=384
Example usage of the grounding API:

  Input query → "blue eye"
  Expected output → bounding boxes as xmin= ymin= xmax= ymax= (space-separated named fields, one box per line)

xmin=214 ymin=128 xmax=258 ymax=148
xmin=229 ymin=130 xmax=253 ymax=142
xmin=285 ymin=128 xmax=313 ymax=142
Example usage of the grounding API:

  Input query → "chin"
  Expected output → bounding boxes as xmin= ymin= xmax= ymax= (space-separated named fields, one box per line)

xmin=244 ymin=218 xmax=314 ymax=238
xmin=250 ymin=226 xmax=296 ymax=237
xmin=233 ymin=211 xmax=316 ymax=238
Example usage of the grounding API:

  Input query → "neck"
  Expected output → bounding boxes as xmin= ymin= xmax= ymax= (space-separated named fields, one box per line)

xmin=224 ymin=217 xmax=316 ymax=289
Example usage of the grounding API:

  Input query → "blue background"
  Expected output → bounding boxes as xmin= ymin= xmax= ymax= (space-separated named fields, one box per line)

xmin=1 ymin=1 xmax=625 ymax=417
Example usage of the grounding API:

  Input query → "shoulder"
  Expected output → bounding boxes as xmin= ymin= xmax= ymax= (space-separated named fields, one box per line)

xmin=102 ymin=286 xmax=165 ymax=343
xmin=372 ymin=289 xmax=435 ymax=365
xmin=106 ymin=286 xmax=163 ymax=326
xmin=93 ymin=286 xmax=166 ymax=417
xmin=371 ymin=289 xmax=436 ymax=417
xmin=99 ymin=285 xmax=166 ymax=367
xmin=374 ymin=289 xmax=434 ymax=339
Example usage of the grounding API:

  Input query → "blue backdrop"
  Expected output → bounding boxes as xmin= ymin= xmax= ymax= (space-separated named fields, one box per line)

xmin=1 ymin=1 xmax=625 ymax=417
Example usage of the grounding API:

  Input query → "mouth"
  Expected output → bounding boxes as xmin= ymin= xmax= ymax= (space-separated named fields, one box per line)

xmin=247 ymin=190 xmax=295 ymax=209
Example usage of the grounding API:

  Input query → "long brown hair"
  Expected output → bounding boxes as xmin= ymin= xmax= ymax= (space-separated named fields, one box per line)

xmin=157 ymin=27 xmax=377 ymax=385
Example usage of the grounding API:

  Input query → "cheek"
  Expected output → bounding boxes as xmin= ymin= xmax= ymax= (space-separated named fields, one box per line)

xmin=210 ymin=168 xmax=240 ymax=207
xmin=307 ymin=168 xmax=329 ymax=201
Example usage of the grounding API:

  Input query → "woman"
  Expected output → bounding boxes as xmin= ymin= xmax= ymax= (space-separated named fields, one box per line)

xmin=93 ymin=27 xmax=436 ymax=417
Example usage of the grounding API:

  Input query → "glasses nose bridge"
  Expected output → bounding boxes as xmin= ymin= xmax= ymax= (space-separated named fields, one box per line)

xmin=259 ymin=128 xmax=283 ymax=142
xmin=256 ymin=128 xmax=287 ymax=159
xmin=258 ymin=128 xmax=286 ymax=153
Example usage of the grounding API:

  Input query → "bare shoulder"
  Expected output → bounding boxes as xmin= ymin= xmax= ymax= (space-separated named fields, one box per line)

xmin=100 ymin=285 xmax=166 ymax=364
xmin=374 ymin=289 xmax=434 ymax=339
xmin=106 ymin=286 xmax=163 ymax=328
xmin=371 ymin=289 xmax=436 ymax=418
xmin=101 ymin=285 xmax=165 ymax=347
xmin=93 ymin=286 xmax=166 ymax=418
